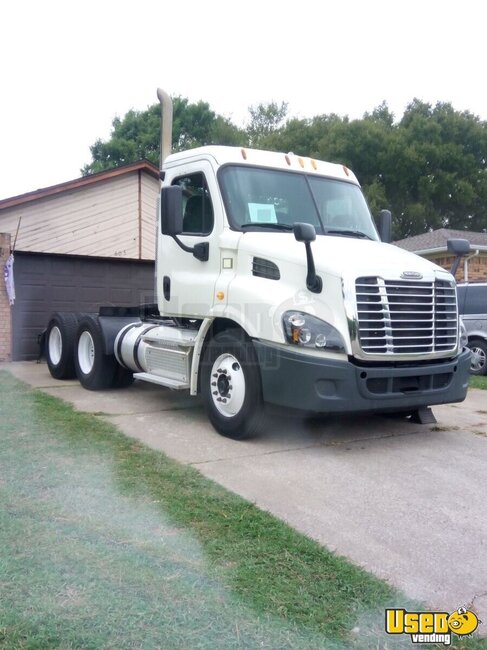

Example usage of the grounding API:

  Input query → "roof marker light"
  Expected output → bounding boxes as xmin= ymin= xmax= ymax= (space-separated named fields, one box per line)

xmin=342 ymin=165 xmax=350 ymax=177
xmin=285 ymin=154 xmax=291 ymax=166
xmin=311 ymin=159 xmax=317 ymax=171
xmin=298 ymin=157 xmax=305 ymax=168
xmin=241 ymin=148 xmax=247 ymax=160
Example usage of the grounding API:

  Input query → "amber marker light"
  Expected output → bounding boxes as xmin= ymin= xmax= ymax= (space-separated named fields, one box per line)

xmin=342 ymin=165 xmax=350 ymax=176
xmin=311 ymin=159 xmax=317 ymax=170
xmin=241 ymin=148 xmax=247 ymax=160
xmin=288 ymin=313 xmax=306 ymax=344
xmin=285 ymin=154 xmax=291 ymax=166
xmin=216 ymin=291 xmax=225 ymax=301
xmin=298 ymin=157 xmax=305 ymax=168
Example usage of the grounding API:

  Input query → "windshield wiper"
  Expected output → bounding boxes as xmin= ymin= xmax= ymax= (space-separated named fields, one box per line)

xmin=326 ymin=229 xmax=373 ymax=240
xmin=241 ymin=222 xmax=294 ymax=231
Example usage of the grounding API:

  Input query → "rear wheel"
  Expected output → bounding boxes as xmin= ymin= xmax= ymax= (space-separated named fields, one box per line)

xmin=201 ymin=329 xmax=264 ymax=439
xmin=46 ymin=312 xmax=79 ymax=379
xmin=468 ymin=339 xmax=487 ymax=376
xmin=74 ymin=315 xmax=132 ymax=390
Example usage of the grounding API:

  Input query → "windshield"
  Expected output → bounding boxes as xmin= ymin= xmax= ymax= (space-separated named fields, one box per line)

xmin=219 ymin=165 xmax=379 ymax=240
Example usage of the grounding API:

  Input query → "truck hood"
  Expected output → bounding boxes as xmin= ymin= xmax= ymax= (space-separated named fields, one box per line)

xmin=238 ymin=232 xmax=446 ymax=280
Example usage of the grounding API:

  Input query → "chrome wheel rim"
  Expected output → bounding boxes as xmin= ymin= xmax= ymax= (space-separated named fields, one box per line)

xmin=210 ymin=353 xmax=245 ymax=417
xmin=78 ymin=331 xmax=95 ymax=375
xmin=470 ymin=346 xmax=486 ymax=373
xmin=48 ymin=326 xmax=62 ymax=366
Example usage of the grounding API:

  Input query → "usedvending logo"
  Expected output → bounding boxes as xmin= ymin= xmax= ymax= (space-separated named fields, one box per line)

xmin=385 ymin=606 xmax=480 ymax=645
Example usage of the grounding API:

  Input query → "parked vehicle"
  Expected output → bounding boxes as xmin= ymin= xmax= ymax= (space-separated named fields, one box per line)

xmin=43 ymin=88 xmax=471 ymax=438
xmin=457 ymin=282 xmax=487 ymax=375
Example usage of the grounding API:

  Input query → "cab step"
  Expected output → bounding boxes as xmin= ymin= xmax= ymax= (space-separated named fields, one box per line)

xmin=133 ymin=372 xmax=189 ymax=390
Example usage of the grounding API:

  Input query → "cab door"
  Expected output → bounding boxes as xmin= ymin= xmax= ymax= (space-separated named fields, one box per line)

xmin=157 ymin=161 xmax=222 ymax=318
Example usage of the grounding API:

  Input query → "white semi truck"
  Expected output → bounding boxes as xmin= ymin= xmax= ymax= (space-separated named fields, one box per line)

xmin=44 ymin=88 xmax=471 ymax=439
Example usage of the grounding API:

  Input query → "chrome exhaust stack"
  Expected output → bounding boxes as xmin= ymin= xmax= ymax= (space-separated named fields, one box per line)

xmin=157 ymin=88 xmax=173 ymax=169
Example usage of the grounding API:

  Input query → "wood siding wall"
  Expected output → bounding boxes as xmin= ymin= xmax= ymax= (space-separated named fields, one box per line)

xmin=140 ymin=171 xmax=159 ymax=259
xmin=0 ymin=171 xmax=159 ymax=260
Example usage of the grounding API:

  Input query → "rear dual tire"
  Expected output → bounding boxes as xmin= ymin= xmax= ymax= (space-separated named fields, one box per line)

xmin=74 ymin=315 xmax=134 ymax=390
xmin=46 ymin=312 xmax=80 ymax=379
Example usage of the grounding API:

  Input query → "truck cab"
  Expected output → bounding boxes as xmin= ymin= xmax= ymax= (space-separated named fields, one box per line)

xmin=152 ymin=143 xmax=471 ymax=434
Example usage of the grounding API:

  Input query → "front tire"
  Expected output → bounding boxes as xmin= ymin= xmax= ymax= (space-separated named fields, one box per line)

xmin=201 ymin=330 xmax=264 ymax=439
xmin=468 ymin=339 xmax=487 ymax=376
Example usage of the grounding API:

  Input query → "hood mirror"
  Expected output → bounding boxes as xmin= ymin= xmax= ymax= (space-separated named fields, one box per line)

xmin=447 ymin=238 xmax=471 ymax=278
xmin=293 ymin=223 xmax=322 ymax=294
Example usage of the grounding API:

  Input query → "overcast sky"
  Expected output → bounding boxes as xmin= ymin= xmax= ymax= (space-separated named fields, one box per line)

xmin=1 ymin=0 xmax=485 ymax=200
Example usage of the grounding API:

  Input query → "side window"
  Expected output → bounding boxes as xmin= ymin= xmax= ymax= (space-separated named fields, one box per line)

xmin=464 ymin=285 xmax=487 ymax=315
xmin=456 ymin=285 xmax=467 ymax=313
xmin=172 ymin=172 xmax=214 ymax=235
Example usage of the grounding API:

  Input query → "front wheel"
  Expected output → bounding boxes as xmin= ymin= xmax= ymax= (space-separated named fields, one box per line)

xmin=201 ymin=330 xmax=264 ymax=439
xmin=468 ymin=339 xmax=487 ymax=376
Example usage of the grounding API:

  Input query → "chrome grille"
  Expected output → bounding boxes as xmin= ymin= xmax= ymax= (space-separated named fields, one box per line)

xmin=355 ymin=277 xmax=457 ymax=355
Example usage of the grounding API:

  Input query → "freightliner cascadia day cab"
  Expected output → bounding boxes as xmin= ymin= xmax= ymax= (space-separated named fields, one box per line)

xmin=44 ymin=88 xmax=471 ymax=439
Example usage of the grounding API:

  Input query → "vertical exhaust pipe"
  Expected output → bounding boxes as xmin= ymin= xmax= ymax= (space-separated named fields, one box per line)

xmin=378 ymin=209 xmax=392 ymax=243
xmin=157 ymin=88 xmax=173 ymax=169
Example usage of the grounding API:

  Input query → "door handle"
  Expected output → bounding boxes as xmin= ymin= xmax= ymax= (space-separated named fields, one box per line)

xmin=163 ymin=276 xmax=171 ymax=301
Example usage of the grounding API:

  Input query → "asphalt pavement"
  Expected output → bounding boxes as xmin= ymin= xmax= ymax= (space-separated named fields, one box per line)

xmin=3 ymin=360 xmax=487 ymax=633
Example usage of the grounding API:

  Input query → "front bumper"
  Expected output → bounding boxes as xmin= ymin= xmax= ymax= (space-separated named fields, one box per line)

xmin=253 ymin=342 xmax=471 ymax=414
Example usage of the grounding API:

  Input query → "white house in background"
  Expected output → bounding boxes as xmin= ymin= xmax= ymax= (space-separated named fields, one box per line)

xmin=0 ymin=160 xmax=160 ymax=260
xmin=394 ymin=228 xmax=487 ymax=282
xmin=0 ymin=161 xmax=160 ymax=361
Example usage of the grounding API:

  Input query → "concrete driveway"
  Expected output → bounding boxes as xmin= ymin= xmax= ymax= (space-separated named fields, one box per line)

xmin=5 ymin=361 xmax=487 ymax=631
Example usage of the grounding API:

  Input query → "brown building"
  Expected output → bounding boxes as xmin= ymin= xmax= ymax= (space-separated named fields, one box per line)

xmin=0 ymin=161 xmax=159 ymax=361
xmin=394 ymin=228 xmax=487 ymax=282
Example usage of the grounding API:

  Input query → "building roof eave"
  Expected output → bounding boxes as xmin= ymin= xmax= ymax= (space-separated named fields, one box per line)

xmin=0 ymin=160 xmax=160 ymax=211
xmin=411 ymin=245 xmax=487 ymax=255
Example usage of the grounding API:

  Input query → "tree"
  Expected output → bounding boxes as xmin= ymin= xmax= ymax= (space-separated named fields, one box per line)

xmin=82 ymin=97 xmax=244 ymax=175
xmin=384 ymin=100 xmax=487 ymax=237
xmin=82 ymin=94 xmax=487 ymax=239
xmin=246 ymin=101 xmax=288 ymax=147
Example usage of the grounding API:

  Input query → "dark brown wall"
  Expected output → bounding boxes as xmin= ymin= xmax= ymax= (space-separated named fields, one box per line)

xmin=11 ymin=252 xmax=155 ymax=360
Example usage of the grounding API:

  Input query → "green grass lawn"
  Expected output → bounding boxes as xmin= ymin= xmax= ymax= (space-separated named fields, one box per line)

xmin=0 ymin=370 xmax=483 ymax=649
xmin=469 ymin=375 xmax=487 ymax=390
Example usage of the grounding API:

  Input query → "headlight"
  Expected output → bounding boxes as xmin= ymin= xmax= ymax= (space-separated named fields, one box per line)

xmin=459 ymin=316 xmax=468 ymax=349
xmin=282 ymin=311 xmax=346 ymax=352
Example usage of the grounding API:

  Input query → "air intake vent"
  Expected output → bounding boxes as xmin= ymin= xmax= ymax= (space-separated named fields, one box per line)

xmin=252 ymin=257 xmax=280 ymax=280
xmin=355 ymin=277 xmax=457 ymax=355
